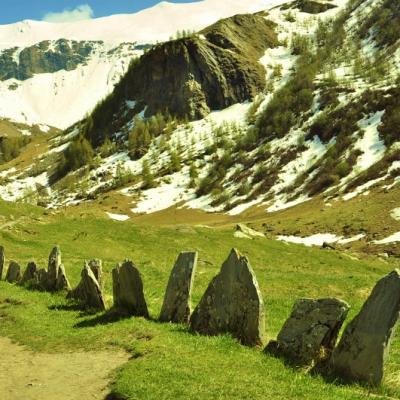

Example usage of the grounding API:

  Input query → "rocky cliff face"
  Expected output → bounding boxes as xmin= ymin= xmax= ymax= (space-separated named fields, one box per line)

xmin=123 ymin=14 xmax=278 ymax=120
xmin=0 ymin=39 xmax=99 ymax=81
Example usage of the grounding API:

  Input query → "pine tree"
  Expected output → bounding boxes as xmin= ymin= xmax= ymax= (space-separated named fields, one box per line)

xmin=142 ymin=159 xmax=155 ymax=189
xmin=189 ymin=162 xmax=198 ymax=188
xmin=169 ymin=150 xmax=181 ymax=173
xmin=64 ymin=135 xmax=94 ymax=171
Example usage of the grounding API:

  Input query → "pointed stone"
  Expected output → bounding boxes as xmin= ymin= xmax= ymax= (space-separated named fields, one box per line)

xmin=88 ymin=259 xmax=103 ymax=289
xmin=67 ymin=263 xmax=106 ymax=311
xmin=112 ymin=260 xmax=149 ymax=317
xmin=55 ymin=264 xmax=71 ymax=291
xmin=330 ymin=270 xmax=400 ymax=386
xmin=159 ymin=252 xmax=198 ymax=323
xmin=20 ymin=262 xmax=39 ymax=286
xmin=265 ymin=298 xmax=349 ymax=365
xmin=37 ymin=268 xmax=49 ymax=290
xmin=0 ymin=246 xmax=5 ymax=280
xmin=190 ymin=248 xmax=265 ymax=346
xmin=47 ymin=246 xmax=61 ymax=290
xmin=5 ymin=261 xmax=21 ymax=283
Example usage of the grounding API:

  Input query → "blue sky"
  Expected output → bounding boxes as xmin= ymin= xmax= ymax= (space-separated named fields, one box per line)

xmin=1 ymin=1 xmax=200 ymax=24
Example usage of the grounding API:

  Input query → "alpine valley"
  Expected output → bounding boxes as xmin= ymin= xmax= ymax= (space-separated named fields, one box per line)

xmin=1 ymin=1 xmax=400 ymax=399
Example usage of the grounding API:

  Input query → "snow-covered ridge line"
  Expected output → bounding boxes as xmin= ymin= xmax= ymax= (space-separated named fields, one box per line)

xmin=0 ymin=0 xmax=287 ymax=50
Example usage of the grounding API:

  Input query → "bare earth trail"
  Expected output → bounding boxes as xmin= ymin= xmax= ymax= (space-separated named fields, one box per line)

xmin=0 ymin=336 xmax=130 ymax=400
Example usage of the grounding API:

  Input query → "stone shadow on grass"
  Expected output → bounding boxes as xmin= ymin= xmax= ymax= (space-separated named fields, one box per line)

xmin=104 ymin=392 xmax=128 ymax=400
xmin=74 ymin=309 xmax=132 ymax=328
xmin=48 ymin=302 xmax=101 ymax=318
xmin=48 ymin=303 xmax=85 ymax=312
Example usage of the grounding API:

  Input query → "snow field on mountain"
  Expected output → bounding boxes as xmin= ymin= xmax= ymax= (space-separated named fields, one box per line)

xmin=0 ymin=44 xmax=139 ymax=129
xmin=0 ymin=172 xmax=48 ymax=202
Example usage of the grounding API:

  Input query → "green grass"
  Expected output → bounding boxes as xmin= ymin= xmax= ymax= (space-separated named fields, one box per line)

xmin=0 ymin=200 xmax=399 ymax=399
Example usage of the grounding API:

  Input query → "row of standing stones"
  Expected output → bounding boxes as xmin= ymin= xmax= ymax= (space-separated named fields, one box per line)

xmin=0 ymin=244 xmax=399 ymax=386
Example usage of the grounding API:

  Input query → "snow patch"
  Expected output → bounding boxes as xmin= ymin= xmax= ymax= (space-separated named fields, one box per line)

xmin=343 ymin=176 xmax=387 ymax=201
xmin=390 ymin=208 xmax=400 ymax=221
xmin=354 ymin=111 xmax=386 ymax=172
xmin=337 ymin=234 xmax=366 ymax=244
xmin=277 ymin=233 xmax=365 ymax=247
xmin=106 ymin=212 xmax=130 ymax=221
xmin=277 ymin=233 xmax=341 ymax=247
xmin=131 ymin=171 xmax=191 ymax=214
xmin=228 ymin=199 xmax=262 ymax=216
xmin=374 ymin=232 xmax=400 ymax=245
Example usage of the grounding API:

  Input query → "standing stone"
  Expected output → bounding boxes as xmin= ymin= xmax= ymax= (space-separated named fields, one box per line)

xmin=112 ymin=260 xmax=149 ymax=317
xmin=0 ymin=246 xmax=5 ymax=280
xmin=330 ymin=270 xmax=400 ymax=386
xmin=159 ymin=252 xmax=198 ymax=323
xmin=190 ymin=248 xmax=265 ymax=346
xmin=265 ymin=298 xmax=350 ymax=365
xmin=88 ymin=259 xmax=103 ymax=289
xmin=47 ymin=246 xmax=61 ymax=289
xmin=20 ymin=262 xmax=38 ymax=286
xmin=55 ymin=264 xmax=71 ymax=291
xmin=67 ymin=263 xmax=106 ymax=311
xmin=37 ymin=268 xmax=49 ymax=289
xmin=5 ymin=261 xmax=21 ymax=283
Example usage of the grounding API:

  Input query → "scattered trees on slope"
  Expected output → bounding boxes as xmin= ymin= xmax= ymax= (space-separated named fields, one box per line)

xmin=0 ymin=136 xmax=30 ymax=164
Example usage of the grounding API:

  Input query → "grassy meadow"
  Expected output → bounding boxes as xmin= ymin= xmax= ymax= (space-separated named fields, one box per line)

xmin=0 ymin=199 xmax=399 ymax=399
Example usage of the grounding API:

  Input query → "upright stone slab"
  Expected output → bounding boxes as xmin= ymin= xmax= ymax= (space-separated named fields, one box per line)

xmin=5 ymin=261 xmax=21 ymax=283
xmin=37 ymin=268 xmax=49 ymax=290
xmin=47 ymin=246 xmax=61 ymax=289
xmin=55 ymin=264 xmax=71 ymax=291
xmin=20 ymin=262 xmax=38 ymax=286
xmin=0 ymin=246 xmax=5 ymax=280
xmin=330 ymin=270 xmax=400 ymax=386
xmin=112 ymin=260 xmax=149 ymax=317
xmin=88 ymin=259 xmax=103 ymax=289
xmin=159 ymin=252 xmax=198 ymax=323
xmin=265 ymin=298 xmax=349 ymax=365
xmin=190 ymin=248 xmax=265 ymax=346
xmin=67 ymin=263 xmax=106 ymax=311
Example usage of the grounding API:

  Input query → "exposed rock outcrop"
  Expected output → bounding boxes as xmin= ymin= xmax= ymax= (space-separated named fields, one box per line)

xmin=265 ymin=298 xmax=349 ymax=365
xmin=87 ymin=13 xmax=278 ymax=145
xmin=127 ymin=14 xmax=277 ymax=120
xmin=112 ymin=260 xmax=149 ymax=317
xmin=234 ymin=224 xmax=265 ymax=239
xmin=159 ymin=252 xmax=198 ymax=323
xmin=190 ymin=249 xmax=265 ymax=346
xmin=281 ymin=0 xmax=337 ymax=14
xmin=0 ymin=39 xmax=96 ymax=81
xmin=330 ymin=270 xmax=400 ymax=385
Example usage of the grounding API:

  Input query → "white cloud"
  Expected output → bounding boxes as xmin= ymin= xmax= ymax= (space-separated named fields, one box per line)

xmin=43 ymin=4 xmax=94 ymax=23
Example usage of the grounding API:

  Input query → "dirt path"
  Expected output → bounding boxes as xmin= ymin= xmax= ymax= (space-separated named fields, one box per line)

xmin=0 ymin=336 xmax=130 ymax=400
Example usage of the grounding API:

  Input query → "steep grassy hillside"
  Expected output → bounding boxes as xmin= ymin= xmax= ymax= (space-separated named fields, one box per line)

xmin=0 ymin=199 xmax=399 ymax=399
